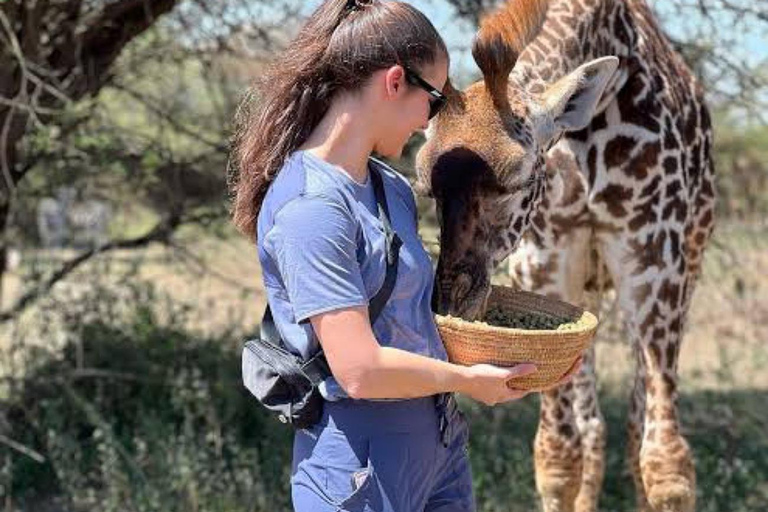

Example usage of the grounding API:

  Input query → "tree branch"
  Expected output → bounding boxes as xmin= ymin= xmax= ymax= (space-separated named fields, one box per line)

xmin=0 ymin=433 xmax=46 ymax=464
xmin=0 ymin=213 xmax=182 ymax=323
xmin=166 ymin=239 xmax=260 ymax=297
xmin=108 ymin=81 xmax=228 ymax=152
xmin=71 ymin=0 xmax=182 ymax=97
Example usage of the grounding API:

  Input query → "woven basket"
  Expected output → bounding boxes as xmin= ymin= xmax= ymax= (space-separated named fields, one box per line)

xmin=435 ymin=286 xmax=598 ymax=391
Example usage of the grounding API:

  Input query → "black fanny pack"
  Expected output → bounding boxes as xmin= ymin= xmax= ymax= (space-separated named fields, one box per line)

xmin=242 ymin=164 xmax=402 ymax=429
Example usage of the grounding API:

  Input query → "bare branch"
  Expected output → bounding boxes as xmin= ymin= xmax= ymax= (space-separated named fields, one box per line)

xmin=0 ymin=433 xmax=46 ymax=464
xmin=166 ymin=239 xmax=260 ymax=297
xmin=108 ymin=81 xmax=228 ymax=152
xmin=0 ymin=213 xmax=183 ymax=323
xmin=717 ymin=0 xmax=768 ymax=23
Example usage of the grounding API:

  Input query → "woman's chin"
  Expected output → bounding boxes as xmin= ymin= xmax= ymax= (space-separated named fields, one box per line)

xmin=388 ymin=142 xmax=410 ymax=159
xmin=376 ymin=147 xmax=401 ymax=160
xmin=373 ymin=137 xmax=409 ymax=160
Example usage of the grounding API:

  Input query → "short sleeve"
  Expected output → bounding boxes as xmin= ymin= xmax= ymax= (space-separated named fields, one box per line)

xmin=265 ymin=194 xmax=368 ymax=323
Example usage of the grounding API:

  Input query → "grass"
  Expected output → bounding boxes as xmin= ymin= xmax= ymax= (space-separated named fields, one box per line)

xmin=461 ymin=387 xmax=768 ymax=512
xmin=5 ymin=317 xmax=766 ymax=512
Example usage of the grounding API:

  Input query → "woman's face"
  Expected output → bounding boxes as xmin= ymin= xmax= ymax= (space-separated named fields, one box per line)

xmin=372 ymin=56 xmax=449 ymax=159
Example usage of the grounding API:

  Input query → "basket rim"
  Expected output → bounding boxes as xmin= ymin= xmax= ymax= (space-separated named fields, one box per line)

xmin=435 ymin=310 xmax=598 ymax=336
xmin=433 ymin=287 xmax=599 ymax=337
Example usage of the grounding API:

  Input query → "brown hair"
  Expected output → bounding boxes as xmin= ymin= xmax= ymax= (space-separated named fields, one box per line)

xmin=228 ymin=0 xmax=448 ymax=240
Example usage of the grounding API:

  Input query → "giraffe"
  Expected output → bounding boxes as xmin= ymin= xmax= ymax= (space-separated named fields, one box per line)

xmin=415 ymin=0 xmax=715 ymax=511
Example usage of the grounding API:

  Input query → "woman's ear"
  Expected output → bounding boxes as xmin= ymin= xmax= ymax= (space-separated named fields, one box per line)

xmin=383 ymin=65 xmax=406 ymax=98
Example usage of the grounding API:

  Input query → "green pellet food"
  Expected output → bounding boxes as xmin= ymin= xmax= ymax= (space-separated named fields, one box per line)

xmin=482 ymin=307 xmax=585 ymax=331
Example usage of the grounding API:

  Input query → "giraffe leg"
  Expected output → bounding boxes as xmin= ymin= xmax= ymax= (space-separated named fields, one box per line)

xmin=572 ymin=344 xmax=605 ymax=512
xmin=509 ymin=229 xmax=600 ymax=512
xmin=638 ymin=311 xmax=696 ymax=512
xmin=633 ymin=167 xmax=715 ymax=512
xmin=627 ymin=348 xmax=652 ymax=512
xmin=534 ymin=384 xmax=583 ymax=512
xmin=602 ymin=236 xmax=698 ymax=512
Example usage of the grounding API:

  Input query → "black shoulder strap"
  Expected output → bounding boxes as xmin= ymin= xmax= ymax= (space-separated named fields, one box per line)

xmin=258 ymin=161 xmax=402 ymax=384
xmin=367 ymin=164 xmax=403 ymax=324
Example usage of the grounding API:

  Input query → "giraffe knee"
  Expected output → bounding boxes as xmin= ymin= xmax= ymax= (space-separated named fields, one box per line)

xmin=577 ymin=415 xmax=605 ymax=448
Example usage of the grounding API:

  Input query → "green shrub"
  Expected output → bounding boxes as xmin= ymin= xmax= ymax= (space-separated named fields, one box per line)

xmin=3 ymin=297 xmax=292 ymax=512
xmin=3 ymin=282 xmax=766 ymax=511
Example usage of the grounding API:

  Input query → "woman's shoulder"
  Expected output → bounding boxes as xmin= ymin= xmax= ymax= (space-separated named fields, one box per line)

xmin=258 ymin=153 xmax=354 ymax=239
xmin=267 ymin=153 xmax=352 ymax=209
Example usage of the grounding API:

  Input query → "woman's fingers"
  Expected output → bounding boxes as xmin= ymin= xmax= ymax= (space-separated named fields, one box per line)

xmin=465 ymin=362 xmax=538 ymax=405
xmin=505 ymin=362 xmax=537 ymax=378
xmin=501 ymin=362 xmax=537 ymax=391
xmin=496 ymin=363 xmax=536 ymax=403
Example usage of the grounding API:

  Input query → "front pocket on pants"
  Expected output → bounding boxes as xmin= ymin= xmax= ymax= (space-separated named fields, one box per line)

xmin=292 ymin=423 xmax=376 ymax=510
xmin=335 ymin=458 xmax=375 ymax=510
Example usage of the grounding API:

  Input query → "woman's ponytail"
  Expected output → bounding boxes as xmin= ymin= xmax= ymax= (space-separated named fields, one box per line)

xmin=229 ymin=0 xmax=446 ymax=240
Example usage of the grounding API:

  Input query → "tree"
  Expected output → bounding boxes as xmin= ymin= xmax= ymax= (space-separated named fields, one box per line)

xmin=1 ymin=0 xmax=182 ymax=308
xmin=0 ymin=0 xmax=305 ymax=322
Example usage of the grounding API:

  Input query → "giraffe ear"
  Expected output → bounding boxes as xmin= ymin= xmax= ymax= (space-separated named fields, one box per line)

xmin=536 ymin=56 xmax=619 ymax=141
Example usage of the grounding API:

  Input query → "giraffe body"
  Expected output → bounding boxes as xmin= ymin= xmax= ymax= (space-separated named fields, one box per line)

xmin=416 ymin=1 xmax=715 ymax=511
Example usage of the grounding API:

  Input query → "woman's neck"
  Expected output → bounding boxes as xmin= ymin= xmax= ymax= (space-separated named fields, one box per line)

xmin=299 ymin=95 xmax=375 ymax=184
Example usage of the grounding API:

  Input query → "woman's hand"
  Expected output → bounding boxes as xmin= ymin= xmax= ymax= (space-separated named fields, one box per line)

xmin=460 ymin=362 xmax=537 ymax=406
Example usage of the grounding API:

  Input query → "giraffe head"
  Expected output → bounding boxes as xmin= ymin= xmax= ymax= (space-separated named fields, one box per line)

xmin=416 ymin=0 xmax=617 ymax=318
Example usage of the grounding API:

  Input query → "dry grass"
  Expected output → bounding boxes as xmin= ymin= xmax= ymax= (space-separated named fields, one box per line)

xmin=2 ymin=219 xmax=766 ymax=393
xmin=591 ymin=222 xmax=768 ymax=391
xmin=1 ymin=225 xmax=264 ymax=377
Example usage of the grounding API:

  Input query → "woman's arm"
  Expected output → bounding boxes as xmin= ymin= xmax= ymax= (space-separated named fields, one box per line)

xmin=310 ymin=305 xmax=540 ymax=405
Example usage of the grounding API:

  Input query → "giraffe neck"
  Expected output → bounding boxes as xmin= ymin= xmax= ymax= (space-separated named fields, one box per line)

xmin=511 ymin=0 xmax=633 ymax=95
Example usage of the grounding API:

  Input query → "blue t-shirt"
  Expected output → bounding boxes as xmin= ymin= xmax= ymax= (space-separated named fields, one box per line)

xmin=256 ymin=150 xmax=448 ymax=400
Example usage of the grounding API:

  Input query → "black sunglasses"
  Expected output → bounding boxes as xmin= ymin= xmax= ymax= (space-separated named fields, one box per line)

xmin=402 ymin=65 xmax=447 ymax=120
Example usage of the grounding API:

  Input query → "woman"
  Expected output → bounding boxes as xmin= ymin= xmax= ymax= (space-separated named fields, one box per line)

xmin=230 ymin=1 xmax=579 ymax=510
